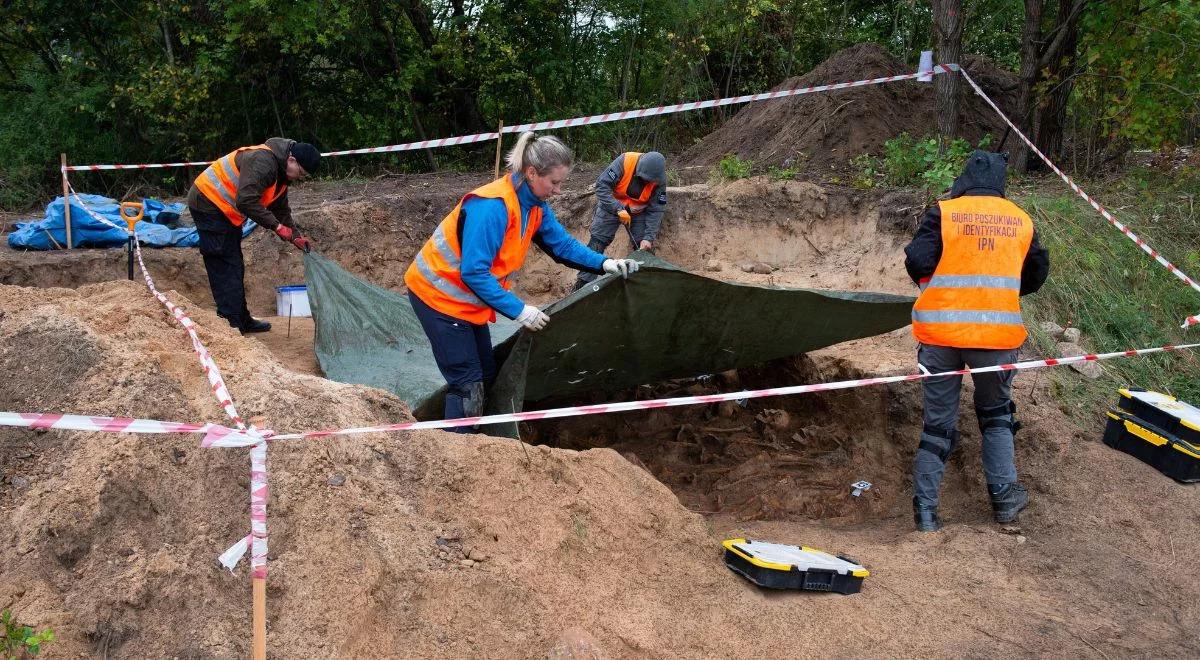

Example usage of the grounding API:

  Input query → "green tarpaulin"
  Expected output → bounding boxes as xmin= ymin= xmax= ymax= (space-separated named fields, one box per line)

xmin=305 ymin=252 xmax=915 ymax=435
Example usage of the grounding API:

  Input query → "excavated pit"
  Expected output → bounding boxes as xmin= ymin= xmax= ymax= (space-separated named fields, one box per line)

xmin=2 ymin=174 xmax=927 ymax=524
xmin=520 ymin=352 xmax=925 ymax=522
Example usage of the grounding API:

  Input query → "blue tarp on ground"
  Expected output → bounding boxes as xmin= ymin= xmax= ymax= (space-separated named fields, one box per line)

xmin=6 ymin=194 xmax=256 ymax=250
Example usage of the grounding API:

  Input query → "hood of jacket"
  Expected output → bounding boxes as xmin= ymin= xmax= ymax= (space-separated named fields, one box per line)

xmin=949 ymin=150 xmax=1008 ymax=198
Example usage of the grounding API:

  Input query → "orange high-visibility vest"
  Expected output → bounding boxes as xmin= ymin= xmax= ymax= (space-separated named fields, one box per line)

xmin=193 ymin=145 xmax=288 ymax=227
xmin=612 ymin=152 xmax=658 ymax=217
xmin=911 ymin=195 xmax=1035 ymax=350
xmin=404 ymin=176 xmax=543 ymax=324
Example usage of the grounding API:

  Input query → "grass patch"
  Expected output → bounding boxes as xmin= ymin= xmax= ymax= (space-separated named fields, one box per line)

xmin=1011 ymin=165 xmax=1200 ymax=414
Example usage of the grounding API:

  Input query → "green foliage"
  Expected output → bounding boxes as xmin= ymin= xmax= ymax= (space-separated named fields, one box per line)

xmin=850 ymin=153 xmax=882 ymax=189
xmin=0 ymin=1 xmax=1193 ymax=211
xmin=715 ymin=154 xmax=753 ymax=180
xmin=0 ymin=0 xmax=945 ymax=211
xmin=854 ymin=133 xmax=993 ymax=193
xmin=1014 ymin=166 xmax=1200 ymax=408
xmin=1073 ymin=1 xmax=1200 ymax=151
xmin=2 ymin=610 xmax=55 ymax=658
xmin=766 ymin=164 xmax=799 ymax=181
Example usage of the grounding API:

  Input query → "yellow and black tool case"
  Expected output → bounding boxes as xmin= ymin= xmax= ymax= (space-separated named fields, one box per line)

xmin=1103 ymin=389 xmax=1200 ymax=483
xmin=721 ymin=538 xmax=868 ymax=594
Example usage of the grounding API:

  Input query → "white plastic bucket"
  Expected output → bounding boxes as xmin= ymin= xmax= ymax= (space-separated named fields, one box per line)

xmin=276 ymin=285 xmax=311 ymax=317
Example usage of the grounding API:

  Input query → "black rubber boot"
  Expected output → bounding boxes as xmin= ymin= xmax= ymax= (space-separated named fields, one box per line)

xmin=240 ymin=317 xmax=272 ymax=333
xmin=913 ymin=497 xmax=942 ymax=532
xmin=988 ymin=483 xmax=1029 ymax=524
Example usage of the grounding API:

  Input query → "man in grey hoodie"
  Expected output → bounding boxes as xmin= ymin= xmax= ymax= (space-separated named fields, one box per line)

xmin=187 ymin=137 xmax=319 ymax=333
xmin=574 ymin=151 xmax=668 ymax=290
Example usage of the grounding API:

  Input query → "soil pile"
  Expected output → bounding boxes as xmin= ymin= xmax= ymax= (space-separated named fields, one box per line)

xmin=679 ymin=43 xmax=1019 ymax=173
xmin=1 ymin=167 xmax=1198 ymax=658
xmin=3 ymin=282 xmax=1197 ymax=658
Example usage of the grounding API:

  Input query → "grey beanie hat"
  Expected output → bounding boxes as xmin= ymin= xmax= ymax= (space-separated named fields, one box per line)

xmin=634 ymin=151 xmax=667 ymax=185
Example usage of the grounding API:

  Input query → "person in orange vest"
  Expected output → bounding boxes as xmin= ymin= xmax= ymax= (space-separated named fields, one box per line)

xmin=573 ymin=151 xmax=668 ymax=291
xmin=405 ymin=132 xmax=640 ymax=431
xmin=187 ymin=137 xmax=319 ymax=333
xmin=904 ymin=150 xmax=1049 ymax=532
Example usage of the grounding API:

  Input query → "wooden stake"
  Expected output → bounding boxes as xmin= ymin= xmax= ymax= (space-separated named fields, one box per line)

xmin=252 ymin=577 xmax=266 ymax=660
xmin=493 ymin=119 xmax=505 ymax=179
xmin=60 ymin=153 xmax=73 ymax=249
xmin=247 ymin=414 xmax=268 ymax=660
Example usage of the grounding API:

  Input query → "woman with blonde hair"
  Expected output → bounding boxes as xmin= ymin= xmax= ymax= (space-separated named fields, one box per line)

xmin=405 ymin=132 xmax=640 ymax=430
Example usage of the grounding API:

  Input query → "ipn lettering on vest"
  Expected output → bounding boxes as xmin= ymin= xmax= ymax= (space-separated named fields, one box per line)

xmin=949 ymin=211 xmax=1024 ymax=250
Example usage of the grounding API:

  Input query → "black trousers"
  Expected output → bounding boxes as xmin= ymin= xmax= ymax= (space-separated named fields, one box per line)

xmin=192 ymin=206 xmax=251 ymax=330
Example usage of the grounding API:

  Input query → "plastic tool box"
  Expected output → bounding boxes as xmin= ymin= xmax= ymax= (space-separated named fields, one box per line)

xmin=722 ymin=538 xmax=868 ymax=594
xmin=1102 ymin=389 xmax=1200 ymax=483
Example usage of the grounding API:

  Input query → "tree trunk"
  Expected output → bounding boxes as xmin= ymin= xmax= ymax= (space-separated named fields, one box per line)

xmin=619 ymin=0 xmax=645 ymax=104
xmin=401 ymin=0 xmax=487 ymax=134
xmin=931 ymin=0 xmax=965 ymax=149
xmin=1034 ymin=0 xmax=1083 ymax=166
xmin=157 ymin=0 xmax=175 ymax=65
xmin=374 ymin=9 xmax=437 ymax=169
xmin=1013 ymin=0 xmax=1087 ymax=172
xmin=1012 ymin=0 xmax=1044 ymax=172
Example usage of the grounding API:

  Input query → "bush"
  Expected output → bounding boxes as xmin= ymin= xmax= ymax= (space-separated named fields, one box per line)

xmin=767 ymin=164 xmax=800 ymax=181
xmin=854 ymin=133 xmax=994 ymax=193
xmin=715 ymin=154 xmax=753 ymax=180
xmin=2 ymin=610 xmax=55 ymax=658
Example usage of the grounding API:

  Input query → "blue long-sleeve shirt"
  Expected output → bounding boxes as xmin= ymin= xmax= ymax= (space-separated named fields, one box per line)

xmin=459 ymin=174 xmax=607 ymax=319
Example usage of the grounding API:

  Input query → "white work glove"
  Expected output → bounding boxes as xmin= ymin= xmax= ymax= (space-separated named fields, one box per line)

xmin=603 ymin=258 xmax=640 ymax=279
xmin=516 ymin=304 xmax=549 ymax=331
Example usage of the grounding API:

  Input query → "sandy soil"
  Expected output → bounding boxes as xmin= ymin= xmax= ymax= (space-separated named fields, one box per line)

xmin=1 ymin=45 xmax=1197 ymax=659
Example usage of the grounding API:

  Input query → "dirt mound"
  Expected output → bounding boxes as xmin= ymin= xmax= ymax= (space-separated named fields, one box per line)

xmin=2 ymin=169 xmax=1199 ymax=657
xmin=679 ymin=43 xmax=1020 ymax=173
xmin=3 ymin=282 xmax=1199 ymax=658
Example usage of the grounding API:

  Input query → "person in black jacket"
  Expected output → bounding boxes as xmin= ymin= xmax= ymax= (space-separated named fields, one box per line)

xmin=903 ymin=151 xmax=1050 ymax=532
xmin=187 ymin=138 xmax=320 ymax=333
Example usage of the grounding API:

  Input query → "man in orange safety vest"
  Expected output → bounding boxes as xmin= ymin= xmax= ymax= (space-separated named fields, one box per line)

xmin=904 ymin=150 xmax=1049 ymax=532
xmin=574 ymin=151 xmax=668 ymax=290
xmin=187 ymin=138 xmax=319 ymax=333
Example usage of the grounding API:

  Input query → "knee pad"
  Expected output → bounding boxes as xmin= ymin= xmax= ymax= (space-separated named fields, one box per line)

xmin=463 ymin=381 xmax=486 ymax=418
xmin=918 ymin=424 xmax=960 ymax=462
xmin=976 ymin=401 xmax=1021 ymax=436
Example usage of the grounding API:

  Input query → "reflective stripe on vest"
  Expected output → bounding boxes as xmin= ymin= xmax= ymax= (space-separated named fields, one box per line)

xmin=613 ymin=152 xmax=657 ymax=213
xmin=411 ymin=251 xmax=485 ymax=307
xmin=193 ymin=145 xmax=287 ymax=227
xmin=919 ymin=275 xmax=1021 ymax=291
xmin=911 ymin=195 xmax=1034 ymax=350
xmin=404 ymin=175 xmax=543 ymax=324
xmin=912 ymin=310 xmax=1025 ymax=325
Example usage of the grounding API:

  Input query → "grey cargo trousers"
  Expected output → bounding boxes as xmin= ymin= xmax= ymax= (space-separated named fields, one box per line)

xmin=914 ymin=343 xmax=1020 ymax=507
xmin=574 ymin=208 xmax=646 ymax=289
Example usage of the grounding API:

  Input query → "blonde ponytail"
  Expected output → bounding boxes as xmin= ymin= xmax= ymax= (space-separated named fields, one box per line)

xmin=506 ymin=131 xmax=573 ymax=176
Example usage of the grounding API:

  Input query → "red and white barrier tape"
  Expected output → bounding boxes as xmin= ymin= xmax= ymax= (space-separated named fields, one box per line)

xmin=61 ymin=63 xmax=1196 ymax=326
xmin=61 ymin=66 xmax=951 ymax=170
xmin=957 ymin=68 xmax=1200 ymax=329
xmin=200 ymin=341 xmax=1198 ymax=447
xmin=0 ymin=411 xmax=241 ymax=440
xmin=66 ymin=184 xmax=257 ymax=432
xmin=3 ymin=341 xmax=1196 ymax=446
xmin=66 ymin=189 xmax=269 ymax=577
xmin=62 ymin=159 xmax=216 ymax=171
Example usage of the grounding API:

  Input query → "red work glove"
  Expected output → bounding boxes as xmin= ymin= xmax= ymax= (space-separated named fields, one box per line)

xmin=273 ymin=224 xmax=312 ymax=253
